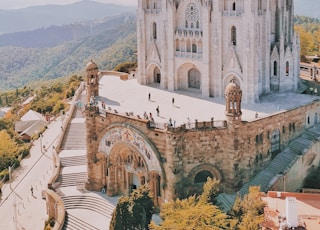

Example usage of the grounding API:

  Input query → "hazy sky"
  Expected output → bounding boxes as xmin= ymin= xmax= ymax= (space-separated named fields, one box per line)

xmin=0 ymin=0 xmax=136 ymax=10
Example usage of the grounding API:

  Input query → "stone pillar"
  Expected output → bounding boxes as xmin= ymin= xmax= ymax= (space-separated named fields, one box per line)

xmin=107 ymin=166 xmax=116 ymax=196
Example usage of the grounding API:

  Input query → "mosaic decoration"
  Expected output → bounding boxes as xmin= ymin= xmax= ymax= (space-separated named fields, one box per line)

xmin=98 ymin=127 xmax=162 ymax=173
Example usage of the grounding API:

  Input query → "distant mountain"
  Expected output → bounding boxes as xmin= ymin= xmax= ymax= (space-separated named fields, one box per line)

xmin=0 ymin=15 xmax=137 ymax=91
xmin=0 ymin=14 xmax=133 ymax=48
xmin=294 ymin=0 xmax=320 ymax=18
xmin=0 ymin=0 xmax=136 ymax=34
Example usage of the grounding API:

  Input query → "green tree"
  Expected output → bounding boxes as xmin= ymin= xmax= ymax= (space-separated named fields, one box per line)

xmin=150 ymin=179 xmax=233 ymax=230
xmin=110 ymin=185 xmax=154 ymax=230
xmin=5 ymin=94 xmax=8 ymax=106
xmin=295 ymin=25 xmax=315 ymax=56
xmin=229 ymin=186 xmax=266 ymax=230
xmin=198 ymin=177 xmax=220 ymax=205
xmin=303 ymin=165 xmax=320 ymax=189
xmin=150 ymin=195 xmax=231 ymax=230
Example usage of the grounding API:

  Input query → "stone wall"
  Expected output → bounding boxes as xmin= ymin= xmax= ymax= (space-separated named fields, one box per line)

xmin=85 ymin=100 xmax=320 ymax=201
xmin=271 ymin=139 xmax=320 ymax=192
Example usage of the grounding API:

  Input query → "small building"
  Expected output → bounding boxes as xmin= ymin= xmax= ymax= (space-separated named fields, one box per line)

xmin=262 ymin=191 xmax=320 ymax=230
xmin=15 ymin=110 xmax=47 ymax=142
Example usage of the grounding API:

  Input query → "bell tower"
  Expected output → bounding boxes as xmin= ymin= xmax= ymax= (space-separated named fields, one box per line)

xmin=225 ymin=78 xmax=242 ymax=123
xmin=86 ymin=60 xmax=99 ymax=104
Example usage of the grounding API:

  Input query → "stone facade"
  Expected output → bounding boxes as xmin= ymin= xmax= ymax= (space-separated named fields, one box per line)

xmin=137 ymin=0 xmax=300 ymax=103
xmin=83 ymin=0 xmax=318 ymax=207
xmin=84 ymin=62 xmax=320 ymax=206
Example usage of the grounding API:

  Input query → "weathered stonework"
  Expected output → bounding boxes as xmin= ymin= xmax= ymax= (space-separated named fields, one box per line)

xmin=84 ymin=61 xmax=320 ymax=206
xmin=83 ymin=0 xmax=320 ymax=207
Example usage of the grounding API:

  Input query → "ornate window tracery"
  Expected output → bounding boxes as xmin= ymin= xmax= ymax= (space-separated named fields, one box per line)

xmin=185 ymin=3 xmax=199 ymax=29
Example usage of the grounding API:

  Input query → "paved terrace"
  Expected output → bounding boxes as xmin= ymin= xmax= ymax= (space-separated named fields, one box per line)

xmin=97 ymin=75 xmax=319 ymax=124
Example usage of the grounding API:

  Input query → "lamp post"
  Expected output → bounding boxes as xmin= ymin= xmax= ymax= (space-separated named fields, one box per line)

xmin=9 ymin=166 xmax=18 ymax=230
xmin=39 ymin=133 xmax=43 ymax=154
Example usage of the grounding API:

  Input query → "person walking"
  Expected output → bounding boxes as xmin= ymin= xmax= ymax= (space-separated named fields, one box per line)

xmin=31 ymin=186 xmax=33 ymax=196
xmin=172 ymin=97 xmax=175 ymax=106
xmin=148 ymin=92 xmax=151 ymax=101
xmin=156 ymin=106 xmax=160 ymax=116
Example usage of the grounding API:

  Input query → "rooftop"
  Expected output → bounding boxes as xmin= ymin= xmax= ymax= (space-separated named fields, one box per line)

xmin=262 ymin=191 xmax=320 ymax=229
xmin=96 ymin=75 xmax=319 ymax=126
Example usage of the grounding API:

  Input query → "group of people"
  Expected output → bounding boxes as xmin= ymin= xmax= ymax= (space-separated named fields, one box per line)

xmin=143 ymin=111 xmax=154 ymax=121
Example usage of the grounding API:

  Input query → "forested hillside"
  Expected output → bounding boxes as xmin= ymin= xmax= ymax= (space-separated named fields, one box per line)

xmin=294 ymin=16 xmax=320 ymax=59
xmin=0 ymin=15 xmax=137 ymax=91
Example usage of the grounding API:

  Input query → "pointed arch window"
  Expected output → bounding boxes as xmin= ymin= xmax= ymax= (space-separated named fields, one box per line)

xmin=232 ymin=2 xmax=236 ymax=11
xmin=258 ymin=0 xmax=262 ymax=10
xmin=192 ymin=44 xmax=197 ymax=53
xmin=273 ymin=61 xmax=277 ymax=76
xmin=153 ymin=22 xmax=157 ymax=40
xmin=286 ymin=61 xmax=289 ymax=76
xmin=196 ymin=20 xmax=199 ymax=29
xmin=185 ymin=20 xmax=188 ymax=28
xmin=231 ymin=26 xmax=237 ymax=46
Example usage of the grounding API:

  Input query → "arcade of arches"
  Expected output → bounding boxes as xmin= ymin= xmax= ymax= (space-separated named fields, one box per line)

xmin=148 ymin=65 xmax=202 ymax=90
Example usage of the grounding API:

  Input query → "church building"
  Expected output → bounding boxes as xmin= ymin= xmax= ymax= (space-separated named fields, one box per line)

xmin=83 ymin=0 xmax=320 ymax=209
xmin=137 ymin=0 xmax=300 ymax=103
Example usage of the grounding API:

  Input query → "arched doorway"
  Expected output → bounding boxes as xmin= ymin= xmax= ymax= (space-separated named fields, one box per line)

xmin=194 ymin=170 xmax=213 ymax=183
xmin=154 ymin=67 xmax=161 ymax=83
xmin=108 ymin=144 xmax=147 ymax=196
xmin=187 ymin=164 xmax=222 ymax=196
xmin=98 ymin=126 xmax=164 ymax=206
xmin=188 ymin=68 xmax=201 ymax=89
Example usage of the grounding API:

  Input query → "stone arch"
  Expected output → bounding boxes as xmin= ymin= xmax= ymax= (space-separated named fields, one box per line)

xmin=177 ymin=63 xmax=202 ymax=92
xmin=188 ymin=163 xmax=223 ymax=183
xmin=97 ymin=124 xmax=165 ymax=205
xmin=186 ymin=163 xmax=223 ymax=195
xmin=146 ymin=63 xmax=162 ymax=84
xmin=188 ymin=68 xmax=201 ymax=89
xmin=270 ymin=46 xmax=280 ymax=91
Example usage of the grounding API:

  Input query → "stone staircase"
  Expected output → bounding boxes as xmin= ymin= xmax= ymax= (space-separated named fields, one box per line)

xmin=217 ymin=123 xmax=320 ymax=212
xmin=58 ymin=172 xmax=87 ymax=187
xmin=54 ymin=91 xmax=116 ymax=229
xmin=63 ymin=213 xmax=100 ymax=230
xmin=60 ymin=156 xmax=87 ymax=167
xmin=60 ymin=122 xmax=86 ymax=150
xmin=62 ymin=195 xmax=115 ymax=218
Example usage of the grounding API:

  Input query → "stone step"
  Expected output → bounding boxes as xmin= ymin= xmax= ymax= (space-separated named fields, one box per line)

xmin=58 ymin=172 xmax=87 ymax=187
xmin=61 ymin=123 xmax=86 ymax=150
xmin=63 ymin=212 xmax=100 ymax=230
xmin=62 ymin=195 xmax=115 ymax=218
xmin=61 ymin=156 xmax=87 ymax=167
